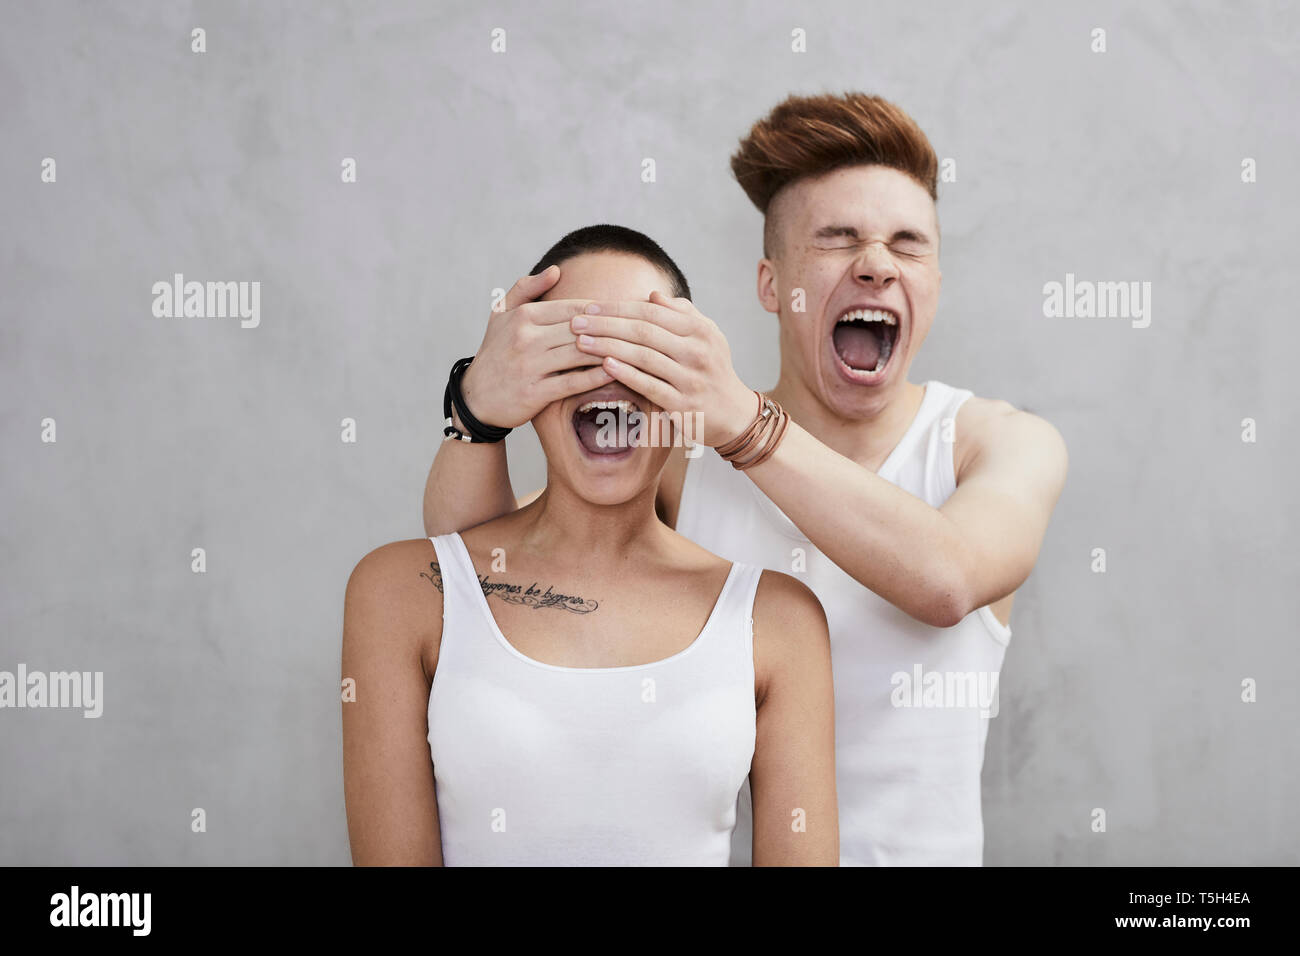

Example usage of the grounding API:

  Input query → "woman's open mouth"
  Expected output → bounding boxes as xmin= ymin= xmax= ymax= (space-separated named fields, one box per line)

xmin=831 ymin=308 xmax=899 ymax=383
xmin=572 ymin=397 xmax=643 ymax=460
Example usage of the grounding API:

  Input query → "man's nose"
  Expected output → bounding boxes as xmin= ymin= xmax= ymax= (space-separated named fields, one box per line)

xmin=853 ymin=242 xmax=899 ymax=287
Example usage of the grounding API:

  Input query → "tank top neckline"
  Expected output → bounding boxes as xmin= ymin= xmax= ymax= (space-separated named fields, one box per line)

xmin=875 ymin=381 xmax=939 ymax=481
xmin=446 ymin=531 xmax=742 ymax=674
xmin=737 ymin=381 xmax=942 ymax=538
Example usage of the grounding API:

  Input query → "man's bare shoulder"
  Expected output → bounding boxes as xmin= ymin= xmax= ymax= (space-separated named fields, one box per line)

xmin=954 ymin=393 xmax=1067 ymax=481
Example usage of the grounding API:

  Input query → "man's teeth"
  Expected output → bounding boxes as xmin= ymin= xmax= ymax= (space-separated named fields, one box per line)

xmin=839 ymin=308 xmax=897 ymax=326
xmin=834 ymin=309 xmax=896 ymax=375
xmin=577 ymin=399 xmax=638 ymax=414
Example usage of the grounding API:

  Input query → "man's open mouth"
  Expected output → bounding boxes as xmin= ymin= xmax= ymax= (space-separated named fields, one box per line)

xmin=572 ymin=397 xmax=643 ymax=458
xmin=831 ymin=308 xmax=899 ymax=380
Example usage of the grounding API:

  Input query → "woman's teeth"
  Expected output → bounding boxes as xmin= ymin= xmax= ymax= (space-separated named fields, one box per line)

xmin=577 ymin=399 xmax=638 ymax=414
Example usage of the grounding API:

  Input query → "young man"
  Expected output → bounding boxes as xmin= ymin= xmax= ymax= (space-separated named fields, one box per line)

xmin=422 ymin=93 xmax=1068 ymax=865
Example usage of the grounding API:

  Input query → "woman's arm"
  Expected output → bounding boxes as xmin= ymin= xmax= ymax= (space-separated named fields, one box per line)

xmin=342 ymin=540 xmax=444 ymax=865
xmin=749 ymin=570 xmax=839 ymax=866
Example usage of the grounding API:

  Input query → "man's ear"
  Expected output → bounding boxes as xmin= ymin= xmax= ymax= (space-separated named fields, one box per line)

xmin=756 ymin=259 xmax=781 ymax=315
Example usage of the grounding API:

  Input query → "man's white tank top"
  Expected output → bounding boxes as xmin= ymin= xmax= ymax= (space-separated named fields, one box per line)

xmin=425 ymin=531 xmax=762 ymax=866
xmin=676 ymin=380 xmax=1012 ymax=866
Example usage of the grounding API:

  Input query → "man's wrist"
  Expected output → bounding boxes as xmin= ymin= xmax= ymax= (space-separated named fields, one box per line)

xmin=710 ymin=383 xmax=762 ymax=448
xmin=443 ymin=356 xmax=512 ymax=443
xmin=458 ymin=365 xmax=482 ymax=423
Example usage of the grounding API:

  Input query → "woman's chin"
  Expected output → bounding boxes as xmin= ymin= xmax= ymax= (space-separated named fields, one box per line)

xmin=566 ymin=472 xmax=651 ymax=507
xmin=555 ymin=448 xmax=657 ymax=506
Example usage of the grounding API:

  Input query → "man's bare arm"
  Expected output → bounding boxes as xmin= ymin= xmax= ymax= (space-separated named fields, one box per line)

xmin=574 ymin=296 xmax=1069 ymax=629
xmin=422 ymin=437 xmax=519 ymax=537
xmin=421 ymin=264 xmax=611 ymax=537
xmin=740 ymin=401 xmax=1068 ymax=627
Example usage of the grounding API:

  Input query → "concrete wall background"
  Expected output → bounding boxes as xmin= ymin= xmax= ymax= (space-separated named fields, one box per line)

xmin=2 ymin=0 xmax=1296 ymax=864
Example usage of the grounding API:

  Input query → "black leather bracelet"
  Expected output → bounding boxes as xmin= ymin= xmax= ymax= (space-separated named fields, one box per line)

xmin=442 ymin=356 xmax=513 ymax=443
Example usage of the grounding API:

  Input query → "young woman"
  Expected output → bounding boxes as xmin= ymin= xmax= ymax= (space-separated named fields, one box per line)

xmin=342 ymin=226 xmax=837 ymax=865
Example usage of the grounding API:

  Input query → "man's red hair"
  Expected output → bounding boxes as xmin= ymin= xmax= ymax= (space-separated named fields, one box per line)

xmin=731 ymin=92 xmax=938 ymax=255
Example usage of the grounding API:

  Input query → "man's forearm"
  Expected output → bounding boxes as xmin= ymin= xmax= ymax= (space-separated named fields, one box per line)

xmin=743 ymin=420 xmax=976 ymax=627
xmin=421 ymin=437 xmax=517 ymax=537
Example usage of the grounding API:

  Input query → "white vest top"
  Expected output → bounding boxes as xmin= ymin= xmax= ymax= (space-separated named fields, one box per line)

xmin=426 ymin=531 xmax=762 ymax=866
xmin=676 ymin=380 xmax=1012 ymax=866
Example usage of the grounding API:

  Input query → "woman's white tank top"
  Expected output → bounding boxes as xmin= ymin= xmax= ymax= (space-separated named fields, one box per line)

xmin=426 ymin=531 xmax=762 ymax=866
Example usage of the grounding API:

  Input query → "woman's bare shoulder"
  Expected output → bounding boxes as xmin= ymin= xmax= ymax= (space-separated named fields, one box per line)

xmin=753 ymin=570 xmax=828 ymax=645
xmin=751 ymin=569 xmax=830 ymax=704
xmin=348 ymin=538 xmax=443 ymax=596
xmin=345 ymin=539 xmax=445 ymax=674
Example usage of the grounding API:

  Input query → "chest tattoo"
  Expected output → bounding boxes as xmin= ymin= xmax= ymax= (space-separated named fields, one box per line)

xmin=419 ymin=561 xmax=599 ymax=614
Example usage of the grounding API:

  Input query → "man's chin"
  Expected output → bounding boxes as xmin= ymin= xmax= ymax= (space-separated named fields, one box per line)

xmin=821 ymin=360 xmax=900 ymax=416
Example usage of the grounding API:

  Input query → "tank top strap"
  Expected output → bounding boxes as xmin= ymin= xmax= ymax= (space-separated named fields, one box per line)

xmin=428 ymin=532 xmax=484 ymax=616
xmin=935 ymin=380 xmax=975 ymax=423
xmin=721 ymin=562 xmax=764 ymax=625
xmin=926 ymin=382 xmax=975 ymax=502
xmin=703 ymin=562 xmax=763 ymax=669
xmin=879 ymin=380 xmax=960 ymax=483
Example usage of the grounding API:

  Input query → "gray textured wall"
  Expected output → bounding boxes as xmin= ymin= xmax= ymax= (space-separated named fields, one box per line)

xmin=2 ymin=0 xmax=1296 ymax=865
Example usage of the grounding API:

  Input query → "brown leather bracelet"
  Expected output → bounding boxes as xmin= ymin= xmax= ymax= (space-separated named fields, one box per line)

xmin=728 ymin=400 xmax=774 ymax=463
xmin=715 ymin=391 xmax=770 ymax=459
xmin=719 ymin=390 xmax=789 ymax=469
xmin=736 ymin=406 xmax=789 ymax=470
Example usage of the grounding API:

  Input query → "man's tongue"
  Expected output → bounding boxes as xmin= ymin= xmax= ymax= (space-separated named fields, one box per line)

xmin=574 ymin=408 xmax=629 ymax=455
xmin=833 ymin=323 xmax=882 ymax=371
